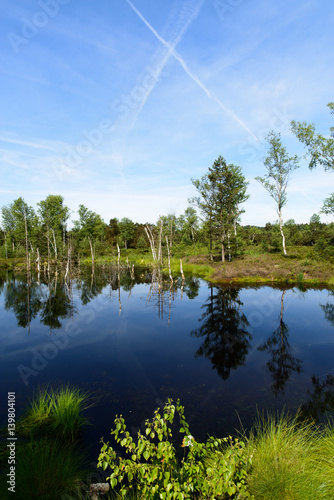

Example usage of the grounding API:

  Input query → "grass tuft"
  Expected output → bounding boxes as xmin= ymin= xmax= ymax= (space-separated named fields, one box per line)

xmin=246 ymin=413 xmax=332 ymax=500
xmin=19 ymin=385 xmax=93 ymax=439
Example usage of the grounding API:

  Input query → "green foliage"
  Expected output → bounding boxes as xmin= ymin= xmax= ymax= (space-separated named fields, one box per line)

xmin=19 ymin=385 xmax=92 ymax=439
xmin=73 ymin=204 xmax=106 ymax=242
xmin=98 ymin=399 xmax=252 ymax=499
xmin=291 ymin=102 xmax=334 ymax=172
xmin=256 ymin=132 xmax=299 ymax=256
xmin=191 ymin=156 xmax=249 ymax=261
xmin=5 ymin=439 xmax=87 ymax=500
xmin=246 ymin=414 xmax=334 ymax=500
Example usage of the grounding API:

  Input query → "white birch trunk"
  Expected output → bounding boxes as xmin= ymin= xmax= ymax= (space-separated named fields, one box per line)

xmin=278 ymin=209 xmax=287 ymax=256
xmin=52 ymin=229 xmax=58 ymax=259
xmin=145 ymin=225 xmax=157 ymax=261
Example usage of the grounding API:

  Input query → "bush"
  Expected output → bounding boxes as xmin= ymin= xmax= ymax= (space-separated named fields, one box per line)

xmin=98 ymin=399 xmax=252 ymax=499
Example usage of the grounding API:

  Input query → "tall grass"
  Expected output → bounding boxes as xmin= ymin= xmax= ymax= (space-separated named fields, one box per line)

xmin=19 ymin=385 xmax=92 ymax=439
xmin=246 ymin=413 xmax=333 ymax=500
xmin=11 ymin=439 xmax=87 ymax=500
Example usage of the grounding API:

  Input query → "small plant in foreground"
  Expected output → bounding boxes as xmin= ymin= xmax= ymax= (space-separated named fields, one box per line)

xmin=19 ymin=385 xmax=92 ymax=439
xmin=98 ymin=399 xmax=252 ymax=499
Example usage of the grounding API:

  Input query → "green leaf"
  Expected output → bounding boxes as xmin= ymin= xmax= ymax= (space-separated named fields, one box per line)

xmin=110 ymin=477 xmax=117 ymax=488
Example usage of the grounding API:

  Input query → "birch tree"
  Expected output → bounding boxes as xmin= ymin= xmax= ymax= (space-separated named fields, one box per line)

xmin=291 ymin=102 xmax=334 ymax=215
xmin=256 ymin=132 xmax=299 ymax=256
xmin=38 ymin=195 xmax=70 ymax=258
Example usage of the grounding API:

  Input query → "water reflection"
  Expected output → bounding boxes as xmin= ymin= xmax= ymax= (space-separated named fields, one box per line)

xmin=191 ymin=286 xmax=251 ymax=380
xmin=1 ymin=266 xmax=202 ymax=332
xmin=258 ymin=290 xmax=302 ymax=395
xmin=300 ymin=374 xmax=334 ymax=423
xmin=321 ymin=292 xmax=334 ymax=326
xmin=3 ymin=271 xmax=74 ymax=331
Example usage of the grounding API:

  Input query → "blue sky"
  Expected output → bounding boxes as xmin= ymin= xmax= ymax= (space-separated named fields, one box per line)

xmin=1 ymin=0 xmax=333 ymax=227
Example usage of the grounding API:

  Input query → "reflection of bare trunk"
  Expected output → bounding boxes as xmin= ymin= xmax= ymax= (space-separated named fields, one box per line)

xmin=157 ymin=218 xmax=163 ymax=264
xmin=280 ymin=290 xmax=286 ymax=345
xmin=168 ymin=285 xmax=172 ymax=327
xmin=278 ymin=208 xmax=287 ymax=256
xmin=65 ymin=244 xmax=72 ymax=282
xmin=165 ymin=236 xmax=173 ymax=283
xmin=27 ymin=270 xmax=31 ymax=334
xmin=117 ymin=244 xmax=121 ymax=315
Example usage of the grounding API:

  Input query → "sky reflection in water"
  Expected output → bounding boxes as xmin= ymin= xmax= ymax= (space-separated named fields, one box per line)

xmin=0 ymin=266 xmax=334 ymax=460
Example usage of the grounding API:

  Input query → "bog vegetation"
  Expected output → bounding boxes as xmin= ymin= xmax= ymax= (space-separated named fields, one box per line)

xmin=2 ymin=388 xmax=334 ymax=499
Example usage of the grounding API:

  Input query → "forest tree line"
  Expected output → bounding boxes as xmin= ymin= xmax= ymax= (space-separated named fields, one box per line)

xmin=1 ymin=104 xmax=333 ymax=263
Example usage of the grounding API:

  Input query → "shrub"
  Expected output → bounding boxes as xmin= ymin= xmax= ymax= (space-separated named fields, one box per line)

xmin=98 ymin=399 xmax=252 ymax=499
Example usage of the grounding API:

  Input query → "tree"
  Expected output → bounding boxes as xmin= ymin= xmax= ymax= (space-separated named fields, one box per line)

xmin=256 ymin=132 xmax=299 ymax=256
xmin=191 ymin=156 xmax=249 ymax=261
xmin=37 ymin=195 xmax=70 ymax=258
xmin=73 ymin=205 xmax=105 ymax=240
xmin=1 ymin=198 xmax=38 ymax=258
xmin=291 ymin=102 xmax=334 ymax=171
xmin=177 ymin=207 xmax=199 ymax=243
xmin=73 ymin=205 xmax=106 ymax=261
xmin=118 ymin=217 xmax=135 ymax=249
xmin=291 ymin=103 xmax=334 ymax=216
xmin=321 ymin=193 xmax=334 ymax=215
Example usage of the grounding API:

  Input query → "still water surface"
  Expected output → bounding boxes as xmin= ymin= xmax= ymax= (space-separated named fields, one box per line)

xmin=1 ymin=266 xmax=334 ymax=461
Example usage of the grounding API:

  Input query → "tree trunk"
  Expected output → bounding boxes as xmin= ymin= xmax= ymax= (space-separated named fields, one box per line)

xmin=145 ymin=225 xmax=157 ymax=261
xmin=88 ymin=237 xmax=95 ymax=267
xmin=278 ymin=209 xmax=287 ymax=256
xmin=47 ymin=226 xmax=50 ymax=274
xmin=23 ymin=206 xmax=30 ymax=271
xmin=227 ymin=229 xmax=231 ymax=262
xmin=157 ymin=218 xmax=163 ymax=264
xmin=52 ymin=229 xmax=58 ymax=259
xmin=221 ymin=231 xmax=225 ymax=262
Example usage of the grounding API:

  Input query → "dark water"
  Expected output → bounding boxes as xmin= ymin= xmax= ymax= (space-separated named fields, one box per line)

xmin=1 ymin=265 xmax=334 ymax=467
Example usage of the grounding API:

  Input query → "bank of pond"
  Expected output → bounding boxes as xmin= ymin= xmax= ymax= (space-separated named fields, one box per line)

xmin=1 ymin=386 xmax=334 ymax=499
xmin=0 ymin=265 xmax=334 ymax=498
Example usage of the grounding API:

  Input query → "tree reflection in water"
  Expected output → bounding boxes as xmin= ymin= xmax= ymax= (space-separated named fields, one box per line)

xmin=300 ymin=293 xmax=334 ymax=422
xmin=258 ymin=290 xmax=302 ymax=395
xmin=1 ymin=265 xmax=201 ymax=332
xmin=191 ymin=286 xmax=251 ymax=380
xmin=300 ymin=374 xmax=334 ymax=423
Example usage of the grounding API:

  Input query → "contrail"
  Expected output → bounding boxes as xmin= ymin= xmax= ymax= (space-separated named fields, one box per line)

xmin=127 ymin=0 xmax=204 ymax=130
xmin=126 ymin=0 xmax=259 ymax=141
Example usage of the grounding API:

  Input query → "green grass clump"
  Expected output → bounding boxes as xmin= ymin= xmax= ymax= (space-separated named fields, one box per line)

xmin=19 ymin=385 xmax=92 ymax=439
xmin=246 ymin=413 xmax=328 ymax=500
xmin=1 ymin=439 xmax=87 ymax=500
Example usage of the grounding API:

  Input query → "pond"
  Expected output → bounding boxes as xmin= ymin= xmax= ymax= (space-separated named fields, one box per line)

xmin=1 ymin=265 xmax=334 ymax=466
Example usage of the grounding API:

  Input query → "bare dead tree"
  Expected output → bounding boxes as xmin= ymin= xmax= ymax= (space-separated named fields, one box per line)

xmin=144 ymin=224 xmax=157 ymax=261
